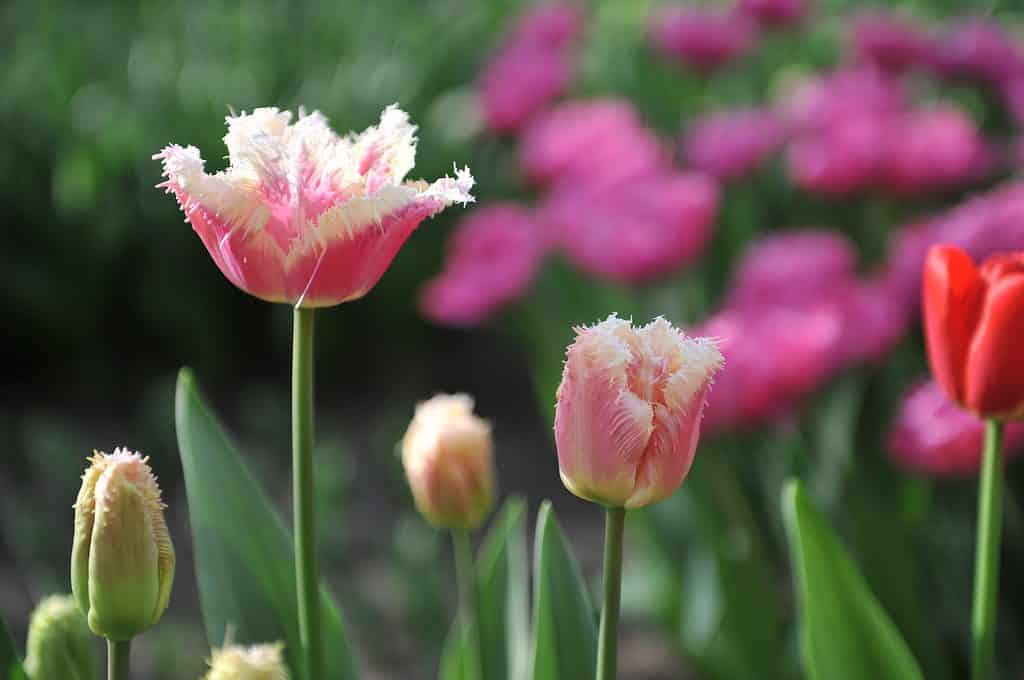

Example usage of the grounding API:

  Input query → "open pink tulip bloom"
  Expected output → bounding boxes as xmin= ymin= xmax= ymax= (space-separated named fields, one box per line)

xmin=555 ymin=315 xmax=723 ymax=509
xmin=155 ymin=106 xmax=474 ymax=307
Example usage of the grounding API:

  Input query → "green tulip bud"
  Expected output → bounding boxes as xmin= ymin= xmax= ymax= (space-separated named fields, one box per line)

xmin=203 ymin=641 xmax=289 ymax=680
xmin=24 ymin=594 xmax=96 ymax=680
xmin=71 ymin=448 xmax=175 ymax=640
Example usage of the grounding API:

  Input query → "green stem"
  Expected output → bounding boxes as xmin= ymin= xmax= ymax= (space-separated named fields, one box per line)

xmin=596 ymin=507 xmax=626 ymax=680
xmin=452 ymin=529 xmax=482 ymax=680
xmin=107 ymin=639 xmax=130 ymax=680
xmin=971 ymin=419 xmax=1004 ymax=680
xmin=293 ymin=307 xmax=322 ymax=680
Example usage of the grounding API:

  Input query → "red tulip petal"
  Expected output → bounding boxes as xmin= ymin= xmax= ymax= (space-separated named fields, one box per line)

xmin=965 ymin=272 xmax=1024 ymax=418
xmin=922 ymin=245 xmax=985 ymax=405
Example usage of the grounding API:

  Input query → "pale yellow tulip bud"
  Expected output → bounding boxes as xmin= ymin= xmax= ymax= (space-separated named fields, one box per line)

xmin=71 ymin=448 xmax=175 ymax=640
xmin=203 ymin=641 xmax=289 ymax=680
xmin=402 ymin=394 xmax=496 ymax=530
xmin=24 ymin=594 xmax=96 ymax=680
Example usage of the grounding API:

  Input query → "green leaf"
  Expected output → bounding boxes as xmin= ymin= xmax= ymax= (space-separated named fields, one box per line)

xmin=174 ymin=368 xmax=357 ymax=680
xmin=782 ymin=480 xmax=924 ymax=680
xmin=438 ymin=498 xmax=530 ymax=680
xmin=438 ymin=621 xmax=468 ymax=680
xmin=0 ymin=610 xmax=26 ymax=680
xmin=530 ymin=501 xmax=597 ymax=680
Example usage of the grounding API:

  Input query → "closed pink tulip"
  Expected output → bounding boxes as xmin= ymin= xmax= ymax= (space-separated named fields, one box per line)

xmin=155 ymin=106 xmax=473 ymax=308
xmin=554 ymin=315 xmax=723 ymax=508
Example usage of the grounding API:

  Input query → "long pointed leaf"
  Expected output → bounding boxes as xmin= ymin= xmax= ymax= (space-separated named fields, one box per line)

xmin=175 ymin=368 xmax=357 ymax=680
xmin=530 ymin=501 xmax=597 ymax=680
xmin=782 ymin=480 xmax=924 ymax=680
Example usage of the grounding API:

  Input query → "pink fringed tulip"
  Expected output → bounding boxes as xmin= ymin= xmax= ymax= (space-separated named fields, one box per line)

xmin=782 ymin=67 xmax=905 ymax=132
xmin=402 ymin=394 xmax=496 ymax=530
xmin=650 ymin=7 xmax=757 ymax=72
xmin=787 ymin=112 xmax=890 ymax=196
xmin=682 ymin=108 xmax=787 ymax=181
xmin=555 ymin=316 xmax=723 ymax=508
xmin=155 ymin=106 xmax=474 ymax=308
xmin=420 ymin=203 xmax=544 ymax=327
xmin=880 ymin=106 xmax=988 ymax=195
xmin=519 ymin=99 xmax=665 ymax=189
xmin=928 ymin=19 xmax=1024 ymax=86
xmin=478 ymin=4 xmax=582 ymax=133
xmin=542 ymin=170 xmax=718 ymax=283
xmin=888 ymin=380 xmax=1024 ymax=477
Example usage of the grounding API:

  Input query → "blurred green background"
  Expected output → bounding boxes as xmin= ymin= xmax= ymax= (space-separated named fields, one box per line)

xmin=3 ymin=0 xmax=1024 ymax=678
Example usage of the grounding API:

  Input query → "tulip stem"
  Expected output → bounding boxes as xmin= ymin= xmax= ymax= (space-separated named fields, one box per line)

xmin=596 ymin=506 xmax=626 ymax=680
xmin=293 ymin=307 xmax=322 ymax=680
xmin=107 ymin=639 xmax=130 ymax=680
xmin=972 ymin=419 xmax=1004 ymax=680
xmin=452 ymin=529 xmax=482 ymax=680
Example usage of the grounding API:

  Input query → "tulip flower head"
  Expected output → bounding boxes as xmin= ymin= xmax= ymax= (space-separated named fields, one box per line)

xmin=204 ymin=641 xmax=289 ymax=680
xmin=155 ymin=106 xmax=474 ymax=307
xmin=923 ymin=245 xmax=1024 ymax=420
xmin=555 ymin=315 xmax=723 ymax=508
xmin=71 ymin=448 xmax=174 ymax=640
xmin=25 ymin=594 xmax=95 ymax=680
xmin=402 ymin=394 xmax=496 ymax=530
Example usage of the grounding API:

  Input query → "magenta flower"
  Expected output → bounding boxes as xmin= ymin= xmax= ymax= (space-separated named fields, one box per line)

xmin=419 ymin=203 xmax=543 ymax=327
xmin=478 ymin=4 xmax=583 ymax=133
xmin=650 ymin=6 xmax=757 ymax=72
xmin=879 ymin=106 xmax=988 ymax=195
xmin=737 ymin=0 xmax=807 ymax=28
xmin=699 ymin=305 xmax=843 ymax=432
xmin=726 ymin=230 xmax=857 ymax=309
xmin=888 ymin=380 xmax=1024 ymax=477
xmin=927 ymin=19 xmax=1024 ymax=86
xmin=554 ymin=315 xmax=723 ymax=508
xmin=782 ymin=66 xmax=905 ymax=131
xmin=682 ymin=108 xmax=787 ymax=180
xmin=541 ymin=170 xmax=718 ymax=283
xmin=519 ymin=99 xmax=665 ymax=188
xmin=849 ymin=11 xmax=932 ymax=72
xmin=155 ymin=106 xmax=473 ymax=307
xmin=1000 ymin=76 xmax=1024 ymax=126
xmin=787 ymin=112 xmax=890 ymax=196
xmin=834 ymin=275 xmax=913 ymax=364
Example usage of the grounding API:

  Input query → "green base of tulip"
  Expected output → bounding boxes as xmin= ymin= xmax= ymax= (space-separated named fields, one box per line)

xmin=108 ymin=639 xmax=130 ymax=680
xmin=596 ymin=507 xmax=625 ymax=680
xmin=971 ymin=419 xmax=1004 ymax=680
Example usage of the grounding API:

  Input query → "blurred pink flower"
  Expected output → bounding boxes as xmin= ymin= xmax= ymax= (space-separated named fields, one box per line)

xmin=478 ymin=4 xmax=583 ymax=133
xmin=683 ymin=108 xmax=787 ymax=180
xmin=154 ymin=106 xmax=473 ymax=308
xmin=519 ymin=99 xmax=665 ymax=188
xmin=886 ymin=183 xmax=1024 ymax=311
xmin=782 ymin=67 xmax=905 ymax=131
xmin=786 ymin=112 xmax=889 ymax=196
xmin=737 ymin=0 xmax=807 ymax=28
xmin=726 ymin=230 xmax=857 ymax=309
xmin=1000 ymin=76 xmax=1024 ymax=126
xmin=650 ymin=6 xmax=757 ymax=71
xmin=927 ymin=19 xmax=1024 ymax=86
xmin=541 ymin=170 xmax=718 ymax=282
xmin=849 ymin=11 xmax=932 ymax=72
xmin=420 ymin=203 xmax=543 ymax=327
xmin=888 ymin=380 xmax=1024 ymax=477
xmin=879 ymin=106 xmax=988 ymax=194
xmin=699 ymin=305 xmax=844 ymax=432
xmin=834 ymin=275 xmax=913 ymax=364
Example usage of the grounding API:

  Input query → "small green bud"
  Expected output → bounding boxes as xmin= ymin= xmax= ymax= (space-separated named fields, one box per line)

xmin=24 ymin=594 xmax=96 ymax=680
xmin=71 ymin=448 xmax=175 ymax=640
xmin=203 ymin=641 xmax=289 ymax=680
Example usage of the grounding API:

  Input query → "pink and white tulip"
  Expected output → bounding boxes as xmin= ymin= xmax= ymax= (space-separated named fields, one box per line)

xmin=554 ymin=315 xmax=723 ymax=508
xmin=155 ymin=106 xmax=474 ymax=308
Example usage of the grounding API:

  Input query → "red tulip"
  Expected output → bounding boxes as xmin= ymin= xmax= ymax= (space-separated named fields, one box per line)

xmin=923 ymin=245 xmax=1024 ymax=420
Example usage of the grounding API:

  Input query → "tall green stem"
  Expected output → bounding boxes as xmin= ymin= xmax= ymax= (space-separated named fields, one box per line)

xmin=452 ymin=529 xmax=482 ymax=680
xmin=972 ymin=419 xmax=1004 ymax=680
xmin=596 ymin=507 xmax=626 ymax=680
xmin=293 ymin=307 xmax=322 ymax=680
xmin=107 ymin=639 xmax=130 ymax=680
